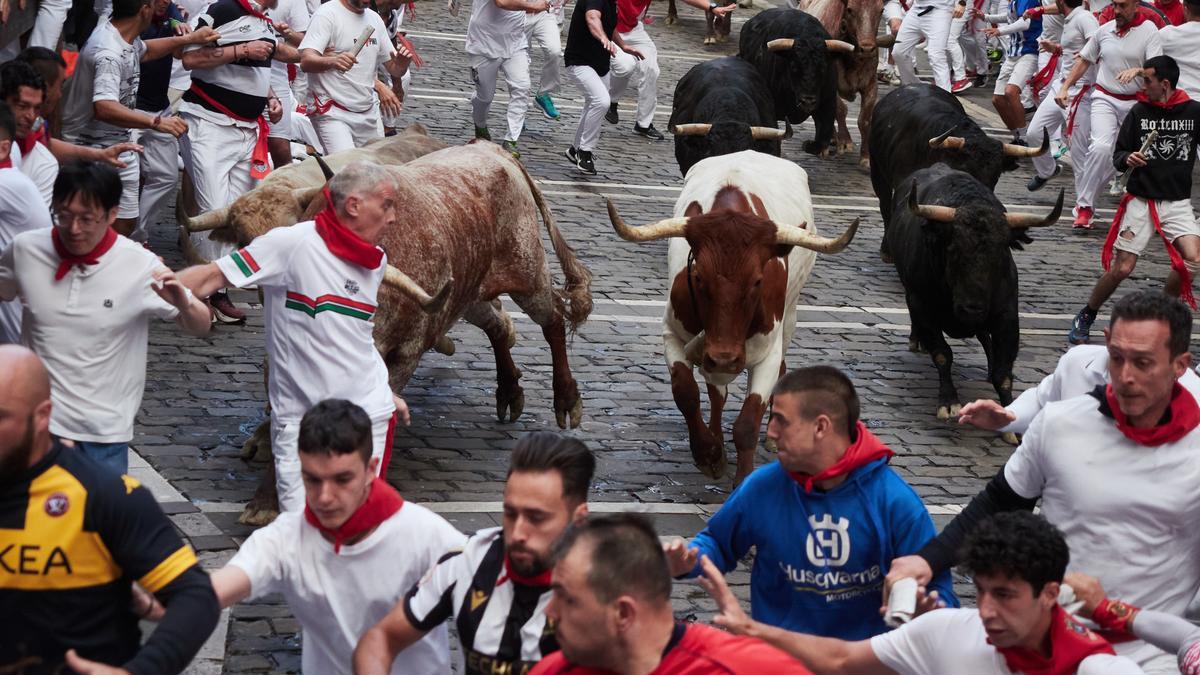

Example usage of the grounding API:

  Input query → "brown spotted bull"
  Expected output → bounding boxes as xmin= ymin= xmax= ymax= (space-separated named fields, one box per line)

xmin=607 ymin=150 xmax=857 ymax=484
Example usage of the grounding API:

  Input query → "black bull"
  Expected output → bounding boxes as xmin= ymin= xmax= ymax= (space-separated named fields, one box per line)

xmin=870 ymin=84 xmax=1048 ymax=260
xmin=886 ymin=164 xmax=1062 ymax=422
xmin=667 ymin=56 xmax=786 ymax=176
xmin=738 ymin=8 xmax=853 ymax=157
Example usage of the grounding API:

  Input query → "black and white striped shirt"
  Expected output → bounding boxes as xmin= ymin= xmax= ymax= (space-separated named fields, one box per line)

xmin=183 ymin=0 xmax=276 ymax=120
xmin=405 ymin=527 xmax=558 ymax=675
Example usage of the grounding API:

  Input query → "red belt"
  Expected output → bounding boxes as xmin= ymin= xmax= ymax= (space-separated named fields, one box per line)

xmin=1028 ymin=51 xmax=1059 ymax=99
xmin=1103 ymin=194 xmax=1196 ymax=308
xmin=1065 ymin=83 xmax=1091 ymax=141
xmin=1094 ymin=83 xmax=1138 ymax=101
xmin=187 ymin=83 xmax=271 ymax=180
xmin=308 ymin=93 xmax=351 ymax=116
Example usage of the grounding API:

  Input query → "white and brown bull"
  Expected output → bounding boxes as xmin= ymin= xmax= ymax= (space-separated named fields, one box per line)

xmin=607 ymin=150 xmax=857 ymax=483
xmin=184 ymin=139 xmax=593 ymax=523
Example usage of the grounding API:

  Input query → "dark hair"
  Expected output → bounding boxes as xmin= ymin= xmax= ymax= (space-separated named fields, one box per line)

xmin=112 ymin=0 xmax=153 ymax=19
xmin=16 ymin=47 xmax=67 ymax=88
xmin=553 ymin=513 xmax=672 ymax=604
xmin=1143 ymin=55 xmax=1180 ymax=89
xmin=297 ymin=399 xmax=373 ymax=462
xmin=53 ymin=161 xmax=123 ymax=213
xmin=508 ymin=432 xmax=595 ymax=505
xmin=0 ymin=102 xmax=13 ymax=142
xmin=1062 ymin=0 xmax=1083 ymax=9
xmin=773 ymin=365 xmax=860 ymax=439
xmin=1 ymin=60 xmax=47 ymax=101
xmin=1110 ymin=290 xmax=1192 ymax=357
xmin=960 ymin=512 xmax=1069 ymax=595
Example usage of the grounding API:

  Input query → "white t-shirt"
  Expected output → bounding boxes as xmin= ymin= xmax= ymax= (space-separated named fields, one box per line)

xmin=1159 ymin=23 xmax=1200 ymax=98
xmin=465 ymin=0 xmax=528 ymax=59
xmin=1079 ymin=21 xmax=1162 ymax=96
xmin=299 ymin=1 xmax=393 ymax=113
xmin=870 ymin=608 xmax=1144 ymax=674
xmin=229 ymin=503 xmax=466 ymax=674
xmin=15 ymin=140 xmax=57 ymax=208
xmin=0 ymin=168 xmax=51 ymax=344
xmin=1005 ymin=393 xmax=1200 ymax=660
xmin=61 ymin=20 xmax=147 ymax=147
xmin=0 ymin=232 xmax=185 ymax=442
xmin=267 ymin=0 xmax=311 ymax=96
xmin=213 ymin=220 xmax=394 ymax=424
xmin=1055 ymin=7 xmax=1100 ymax=92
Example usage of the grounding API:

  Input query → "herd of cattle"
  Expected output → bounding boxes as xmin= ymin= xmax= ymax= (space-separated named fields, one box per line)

xmin=176 ymin=9 xmax=1069 ymax=518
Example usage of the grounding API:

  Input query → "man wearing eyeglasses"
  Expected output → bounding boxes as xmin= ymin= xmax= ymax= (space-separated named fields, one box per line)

xmin=0 ymin=161 xmax=211 ymax=474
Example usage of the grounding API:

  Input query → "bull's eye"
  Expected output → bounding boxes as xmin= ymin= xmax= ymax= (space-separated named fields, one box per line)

xmin=752 ymin=278 xmax=762 ymax=292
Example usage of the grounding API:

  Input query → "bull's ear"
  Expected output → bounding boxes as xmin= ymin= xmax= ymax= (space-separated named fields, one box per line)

xmin=774 ymin=244 xmax=795 ymax=258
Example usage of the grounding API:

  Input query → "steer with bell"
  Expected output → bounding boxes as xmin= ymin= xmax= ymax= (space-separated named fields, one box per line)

xmin=608 ymin=150 xmax=858 ymax=484
xmin=888 ymin=163 xmax=1062 ymax=432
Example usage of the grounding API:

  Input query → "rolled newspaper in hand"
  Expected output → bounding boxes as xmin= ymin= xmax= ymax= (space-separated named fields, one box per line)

xmin=885 ymin=577 xmax=918 ymax=628
xmin=350 ymin=25 xmax=375 ymax=58
xmin=1118 ymin=129 xmax=1158 ymax=191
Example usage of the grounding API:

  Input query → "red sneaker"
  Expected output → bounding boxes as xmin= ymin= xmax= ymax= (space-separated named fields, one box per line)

xmin=951 ymin=77 xmax=974 ymax=94
xmin=1073 ymin=206 xmax=1094 ymax=229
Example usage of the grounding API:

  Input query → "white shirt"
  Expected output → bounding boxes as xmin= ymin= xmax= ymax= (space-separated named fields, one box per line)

xmin=871 ymin=608 xmax=1144 ymax=674
xmin=61 ymin=20 xmax=147 ymax=147
xmin=1079 ymin=21 xmax=1162 ymax=96
xmin=1159 ymin=23 xmax=1200 ymax=98
xmin=465 ymin=0 xmax=528 ymax=59
xmin=1003 ymin=345 xmax=1200 ymax=434
xmin=0 ymin=168 xmax=51 ymax=344
xmin=266 ymin=0 xmax=310 ymax=96
xmin=214 ymin=220 xmax=394 ymax=424
xmin=1005 ymin=393 xmax=1200 ymax=661
xmin=0 ymin=232 xmax=185 ymax=442
xmin=1055 ymin=6 xmax=1100 ymax=92
xmin=299 ymin=1 xmax=394 ymax=113
xmin=229 ymin=504 xmax=466 ymax=675
xmin=14 ymin=139 xmax=57 ymax=208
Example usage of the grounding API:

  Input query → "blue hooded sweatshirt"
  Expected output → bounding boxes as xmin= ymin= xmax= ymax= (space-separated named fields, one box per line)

xmin=686 ymin=457 xmax=959 ymax=641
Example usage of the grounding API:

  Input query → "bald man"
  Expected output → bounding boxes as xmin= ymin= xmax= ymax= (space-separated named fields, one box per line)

xmin=0 ymin=345 xmax=220 ymax=674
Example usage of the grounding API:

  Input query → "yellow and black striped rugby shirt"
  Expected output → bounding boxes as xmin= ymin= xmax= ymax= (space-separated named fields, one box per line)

xmin=0 ymin=443 xmax=212 ymax=674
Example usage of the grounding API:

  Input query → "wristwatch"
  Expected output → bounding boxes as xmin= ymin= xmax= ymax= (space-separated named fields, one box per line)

xmin=708 ymin=1 xmax=718 ymax=9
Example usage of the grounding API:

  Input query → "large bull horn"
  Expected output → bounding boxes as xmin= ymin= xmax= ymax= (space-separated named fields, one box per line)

xmin=750 ymin=125 xmax=788 ymax=140
xmin=775 ymin=218 xmax=860 ymax=253
xmin=1006 ymin=189 xmax=1064 ymax=228
xmin=383 ymin=265 xmax=454 ymax=313
xmin=824 ymin=39 xmax=856 ymax=54
xmin=767 ymin=38 xmax=794 ymax=51
xmin=181 ymin=206 xmax=230 ymax=232
xmin=907 ymin=182 xmax=958 ymax=222
xmin=1002 ymin=128 xmax=1051 ymax=157
xmin=671 ymin=123 xmax=713 ymax=136
xmin=314 ymin=154 xmax=335 ymax=181
xmin=607 ymin=199 xmax=690 ymax=242
xmin=929 ymin=126 xmax=967 ymax=150
xmin=875 ymin=33 xmax=896 ymax=49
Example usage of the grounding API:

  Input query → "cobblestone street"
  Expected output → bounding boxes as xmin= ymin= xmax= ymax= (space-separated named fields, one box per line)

xmin=127 ymin=3 xmax=1200 ymax=670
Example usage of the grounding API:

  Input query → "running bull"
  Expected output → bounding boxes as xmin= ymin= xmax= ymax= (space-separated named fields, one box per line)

xmin=870 ymin=84 xmax=1048 ymax=261
xmin=668 ymin=56 xmax=790 ymax=176
xmin=607 ymin=150 xmax=858 ymax=484
xmin=888 ymin=163 xmax=1061 ymax=433
xmin=738 ymin=8 xmax=855 ymax=158
xmin=183 ymin=141 xmax=594 ymax=523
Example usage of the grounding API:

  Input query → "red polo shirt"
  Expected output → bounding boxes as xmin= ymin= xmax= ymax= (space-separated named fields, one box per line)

xmin=616 ymin=0 xmax=652 ymax=32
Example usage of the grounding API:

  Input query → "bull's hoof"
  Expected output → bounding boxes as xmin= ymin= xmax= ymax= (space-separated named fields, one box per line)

xmin=858 ymin=157 xmax=871 ymax=171
xmin=496 ymin=386 xmax=526 ymax=423
xmin=555 ymin=397 xmax=584 ymax=429
xmin=238 ymin=503 xmax=279 ymax=526
xmin=907 ymin=339 xmax=927 ymax=354
xmin=666 ymin=12 xmax=677 ymax=24
xmin=695 ymin=454 xmax=727 ymax=480
xmin=240 ymin=420 xmax=272 ymax=462
xmin=716 ymin=33 xmax=729 ymax=43
xmin=433 ymin=335 xmax=456 ymax=356
xmin=703 ymin=36 xmax=716 ymax=45
xmin=1000 ymin=431 xmax=1021 ymax=446
xmin=936 ymin=403 xmax=962 ymax=420
xmin=837 ymin=141 xmax=856 ymax=155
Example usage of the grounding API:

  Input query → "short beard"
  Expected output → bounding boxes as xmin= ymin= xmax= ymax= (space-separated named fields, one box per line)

xmin=507 ymin=546 xmax=549 ymax=578
xmin=0 ymin=415 xmax=35 ymax=482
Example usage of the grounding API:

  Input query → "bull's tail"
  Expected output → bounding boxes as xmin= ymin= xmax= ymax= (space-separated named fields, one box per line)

xmin=512 ymin=158 xmax=593 ymax=332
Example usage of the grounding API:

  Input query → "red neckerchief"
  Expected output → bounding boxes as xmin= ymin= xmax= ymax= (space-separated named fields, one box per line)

xmin=789 ymin=422 xmax=895 ymax=493
xmin=51 ymin=227 xmax=118 ymax=281
xmin=0 ymin=156 xmax=10 ymax=169
xmin=495 ymin=555 xmax=553 ymax=587
xmin=1028 ymin=52 xmax=1060 ymax=99
xmin=303 ymin=477 xmax=404 ymax=554
xmin=1103 ymin=194 xmax=1196 ymax=308
xmin=1136 ymin=88 xmax=1191 ymax=109
xmin=234 ymin=0 xmax=273 ymax=23
xmin=17 ymin=125 xmax=48 ymax=158
xmin=993 ymin=605 xmax=1116 ymax=675
xmin=314 ymin=188 xmax=384 ymax=269
xmin=1104 ymin=382 xmax=1200 ymax=446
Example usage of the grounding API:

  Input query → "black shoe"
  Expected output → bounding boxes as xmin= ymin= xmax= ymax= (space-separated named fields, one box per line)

xmin=577 ymin=149 xmax=597 ymax=174
xmin=605 ymin=102 xmax=619 ymax=125
xmin=633 ymin=123 xmax=664 ymax=140
xmin=1067 ymin=306 xmax=1097 ymax=345
xmin=1026 ymin=164 xmax=1061 ymax=192
xmin=974 ymin=73 xmax=987 ymax=88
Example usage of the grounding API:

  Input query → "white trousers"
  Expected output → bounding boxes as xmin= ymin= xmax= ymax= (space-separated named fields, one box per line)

xmin=273 ymin=412 xmax=393 ymax=513
xmin=470 ymin=50 xmax=531 ymax=142
xmin=947 ymin=14 xmax=967 ymax=80
xmin=29 ymin=0 xmax=70 ymax=49
xmin=567 ymin=64 xmax=610 ymax=152
xmin=180 ymin=110 xmax=257 ymax=261
xmin=526 ymin=12 xmax=563 ymax=96
xmin=894 ymin=6 xmax=954 ymax=91
xmin=1028 ymin=83 xmax=1091 ymax=191
xmin=310 ymin=102 xmax=383 ymax=154
xmin=133 ymin=126 xmax=180 ymax=238
xmin=268 ymin=87 xmax=296 ymax=140
xmin=608 ymin=22 xmax=659 ymax=128
xmin=1076 ymin=90 xmax=1135 ymax=210
xmin=959 ymin=19 xmax=989 ymax=74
